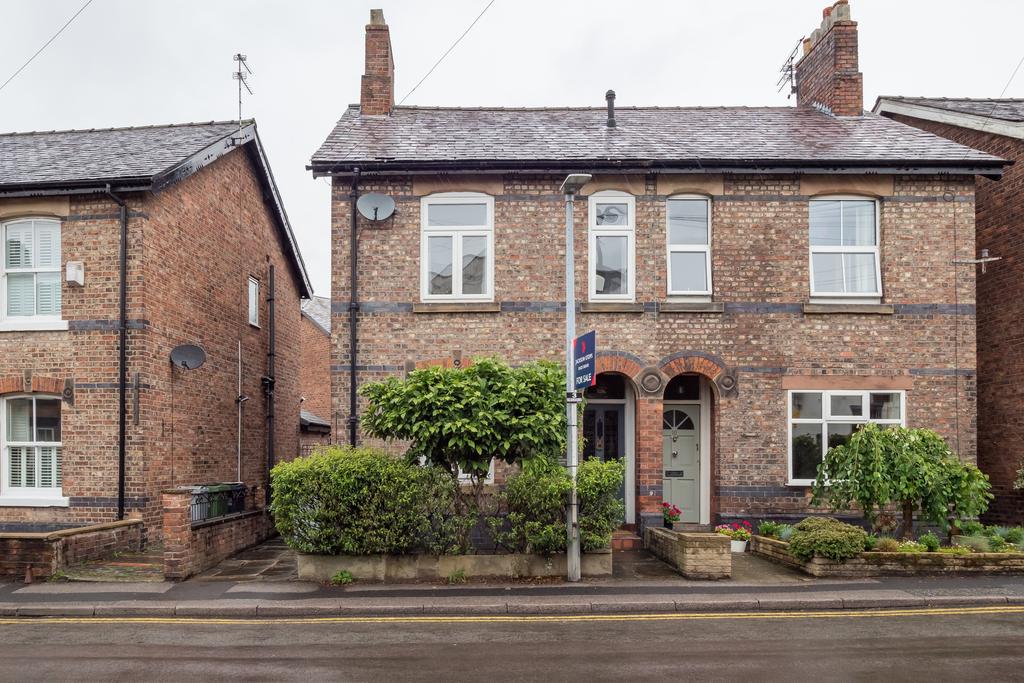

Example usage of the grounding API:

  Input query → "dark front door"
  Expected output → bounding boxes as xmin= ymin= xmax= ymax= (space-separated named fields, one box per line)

xmin=583 ymin=404 xmax=626 ymax=514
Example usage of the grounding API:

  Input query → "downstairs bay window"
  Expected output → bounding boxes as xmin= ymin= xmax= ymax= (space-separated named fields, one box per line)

xmin=787 ymin=389 xmax=904 ymax=485
xmin=1 ymin=395 xmax=66 ymax=505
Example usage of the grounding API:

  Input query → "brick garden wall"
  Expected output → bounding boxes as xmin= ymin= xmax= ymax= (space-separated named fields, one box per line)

xmin=0 ymin=519 xmax=144 ymax=580
xmin=331 ymin=172 xmax=977 ymax=525
xmin=884 ymin=112 xmax=1024 ymax=524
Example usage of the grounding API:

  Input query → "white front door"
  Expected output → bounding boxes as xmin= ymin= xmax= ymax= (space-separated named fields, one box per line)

xmin=663 ymin=405 xmax=700 ymax=523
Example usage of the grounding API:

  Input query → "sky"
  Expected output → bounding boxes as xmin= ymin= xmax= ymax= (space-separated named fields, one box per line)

xmin=2 ymin=0 xmax=1023 ymax=297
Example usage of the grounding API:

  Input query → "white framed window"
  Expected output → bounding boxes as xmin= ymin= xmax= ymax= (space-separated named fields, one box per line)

xmin=420 ymin=193 xmax=494 ymax=301
xmin=458 ymin=458 xmax=495 ymax=484
xmin=1 ymin=218 xmax=64 ymax=329
xmin=1 ymin=394 xmax=67 ymax=505
xmin=666 ymin=196 xmax=712 ymax=296
xmin=588 ymin=191 xmax=635 ymax=301
xmin=248 ymin=276 xmax=260 ymax=327
xmin=787 ymin=389 xmax=905 ymax=486
xmin=809 ymin=197 xmax=881 ymax=298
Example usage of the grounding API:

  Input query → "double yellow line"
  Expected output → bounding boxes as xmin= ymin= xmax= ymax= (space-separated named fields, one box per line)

xmin=1 ymin=605 xmax=1022 ymax=625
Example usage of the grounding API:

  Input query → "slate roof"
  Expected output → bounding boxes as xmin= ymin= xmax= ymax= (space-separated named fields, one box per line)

xmin=301 ymin=296 xmax=331 ymax=335
xmin=0 ymin=121 xmax=243 ymax=188
xmin=877 ymin=97 xmax=1024 ymax=123
xmin=310 ymin=105 xmax=1004 ymax=174
xmin=300 ymin=410 xmax=331 ymax=430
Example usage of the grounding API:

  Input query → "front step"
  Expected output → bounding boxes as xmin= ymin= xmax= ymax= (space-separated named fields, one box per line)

xmin=612 ymin=529 xmax=643 ymax=551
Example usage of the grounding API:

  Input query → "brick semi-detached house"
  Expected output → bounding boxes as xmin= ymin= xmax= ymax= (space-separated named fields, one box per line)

xmin=874 ymin=96 xmax=1024 ymax=524
xmin=311 ymin=4 xmax=1008 ymax=531
xmin=0 ymin=120 xmax=311 ymax=535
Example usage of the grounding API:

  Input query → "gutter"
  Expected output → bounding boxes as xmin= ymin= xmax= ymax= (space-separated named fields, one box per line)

xmin=103 ymin=185 xmax=129 ymax=521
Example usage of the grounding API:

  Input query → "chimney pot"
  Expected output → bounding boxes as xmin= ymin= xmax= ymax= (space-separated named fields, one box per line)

xmin=606 ymin=90 xmax=616 ymax=128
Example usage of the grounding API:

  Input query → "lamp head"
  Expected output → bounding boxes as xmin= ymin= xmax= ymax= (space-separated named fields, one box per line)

xmin=559 ymin=173 xmax=592 ymax=195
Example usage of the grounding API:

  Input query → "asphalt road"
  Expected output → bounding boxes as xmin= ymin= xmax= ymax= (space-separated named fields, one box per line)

xmin=2 ymin=607 xmax=1024 ymax=682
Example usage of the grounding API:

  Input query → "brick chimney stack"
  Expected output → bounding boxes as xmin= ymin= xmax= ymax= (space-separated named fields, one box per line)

xmin=794 ymin=0 xmax=863 ymax=117
xmin=360 ymin=9 xmax=394 ymax=116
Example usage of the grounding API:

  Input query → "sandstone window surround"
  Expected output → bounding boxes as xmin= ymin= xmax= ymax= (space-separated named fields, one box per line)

xmin=787 ymin=389 xmax=905 ymax=486
xmin=808 ymin=196 xmax=882 ymax=301
xmin=0 ymin=217 xmax=67 ymax=332
xmin=0 ymin=394 xmax=67 ymax=507
xmin=666 ymin=195 xmax=712 ymax=298
xmin=419 ymin=193 xmax=494 ymax=302
xmin=588 ymin=191 xmax=636 ymax=302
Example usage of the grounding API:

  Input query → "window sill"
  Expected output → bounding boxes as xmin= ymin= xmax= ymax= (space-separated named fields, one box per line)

xmin=786 ymin=480 xmax=814 ymax=488
xmin=0 ymin=320 xmax=69 ymax=332
xmin=804 ymin=302 xmax=894 ymax=315
xmin=659 ymin=301 xmax=724 ymax=314
xmin=581 ymin=302 xmax=644 ymax=313
xmin=0 ymin=496 xmax=70 ymax=507
xmin=413 ymin=302 xmax=500 ymax=314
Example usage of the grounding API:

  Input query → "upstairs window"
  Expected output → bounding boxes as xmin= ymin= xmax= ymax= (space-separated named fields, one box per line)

xmin=588 ymin=191 xmax=635 ymax=301
xmin=420 ymin=193 xmax=494 ymax=301
xmin=809 ymin=198 xmax=881 ymax=297
xmin=248 ymin=276 xmax=260 ymax=327
xmin=666 ymin=196 xmax=711 ymax=296
xmin=2 ymin=395 xmax=63 ymax=500
xmin=2 ymin=218 xmax=61 ymax=321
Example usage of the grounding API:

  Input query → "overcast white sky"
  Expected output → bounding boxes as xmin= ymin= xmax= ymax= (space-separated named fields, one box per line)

xmin=2 ymin=0 xmax=1022 ymax=296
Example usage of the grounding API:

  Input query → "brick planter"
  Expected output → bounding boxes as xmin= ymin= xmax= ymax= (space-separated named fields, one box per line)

xmin=751 ymin=535 xmax=1024 ymax=577
xmin=297 ymin=550 xmax=613 ymax=582
xmin=644 ymin=527 xmax=731 ymax=579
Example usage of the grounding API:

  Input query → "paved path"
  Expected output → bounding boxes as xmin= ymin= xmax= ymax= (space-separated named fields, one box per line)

xmin=2 ymin=606 xmax=1024 ymax=680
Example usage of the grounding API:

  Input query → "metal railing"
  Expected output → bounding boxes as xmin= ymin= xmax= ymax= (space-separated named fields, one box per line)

xmin=189 ymin=484 xmax=252 ymax=524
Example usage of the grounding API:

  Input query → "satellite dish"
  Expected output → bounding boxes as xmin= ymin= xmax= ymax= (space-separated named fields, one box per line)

xmin=170 ymin=344 xmax=207 ymax=370
xmin=357 ymin=193 xmax=396 ymax=221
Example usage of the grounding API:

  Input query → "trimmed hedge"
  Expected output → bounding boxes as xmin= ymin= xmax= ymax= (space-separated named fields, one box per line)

xmin=788 ymin=517 xmax=868 ymax=562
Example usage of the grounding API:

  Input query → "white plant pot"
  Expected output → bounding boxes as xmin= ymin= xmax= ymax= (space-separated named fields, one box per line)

xmin=731 ymin=539 xmax=748 ymax=553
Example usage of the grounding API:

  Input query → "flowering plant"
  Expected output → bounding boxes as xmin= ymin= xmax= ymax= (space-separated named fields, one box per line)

xmin=662 ymin=502 xmax=682 ymax=524
xmin=715 ymin=520 xmax=752 ymax=541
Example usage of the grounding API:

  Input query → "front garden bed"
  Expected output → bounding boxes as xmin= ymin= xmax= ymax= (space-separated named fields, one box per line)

xmin=751 ymin=534 xmax=1024 ymax=577
xmin=644 ymin=527 xmax=730 ymax=579
xmin=298 ymin=549 xmax=612 ymax=582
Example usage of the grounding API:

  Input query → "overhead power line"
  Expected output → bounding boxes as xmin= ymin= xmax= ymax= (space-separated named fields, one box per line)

xmin=398 ymin=0 xmax=497 ymax=105
xmin=0 ymin=0 xmax=95 ymax=95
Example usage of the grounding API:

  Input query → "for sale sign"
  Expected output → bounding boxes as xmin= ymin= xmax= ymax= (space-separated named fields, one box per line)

xmin=573 ymin=331 xmax=597 ymax=391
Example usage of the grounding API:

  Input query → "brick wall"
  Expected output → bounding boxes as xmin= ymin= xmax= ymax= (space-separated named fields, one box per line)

xmin=360 ymin=9 xmax=394 ymax=116
xmin=794 ymin=1 xmax=863 ymax=116
xmin=300 ymin=314 xmax=331 ymax=423
xmin=0 ymin=519 xmax=144 ymax=579
xmin=884 ymin=112 xmax=1024 ymax=524
xmin=331 ymin=172 xmax=977 ymax=524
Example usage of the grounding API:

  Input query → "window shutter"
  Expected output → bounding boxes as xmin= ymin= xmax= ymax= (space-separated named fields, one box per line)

xmin=35 ymin=272 xmax=61 ymax=316
xmin=9 ymin=446 xmax=25 ymax=487
xmin=39 ymin=446 xmax=54 ymax=487
xmin=4 ymin=222 xmax=34 ymax=268
xmin=5 ymin=273 xmax=35 ymax=316
xmin=34 ymin=222 xmax=60 ymax=268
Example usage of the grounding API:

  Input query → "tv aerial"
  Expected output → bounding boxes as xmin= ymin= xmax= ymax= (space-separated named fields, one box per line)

xmin=170 ymin=344 xmax=207 ymax=370
xmin=357 ymin=193 xmax=396 ymax=221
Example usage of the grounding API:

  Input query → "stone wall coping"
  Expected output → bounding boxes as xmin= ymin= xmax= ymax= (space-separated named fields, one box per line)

xmin=0 ymin=518 xmax=142 ymax=542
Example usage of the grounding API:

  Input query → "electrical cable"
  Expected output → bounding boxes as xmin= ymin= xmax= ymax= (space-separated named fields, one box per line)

xmin=0 ymin=0 xmax=95 ymax=94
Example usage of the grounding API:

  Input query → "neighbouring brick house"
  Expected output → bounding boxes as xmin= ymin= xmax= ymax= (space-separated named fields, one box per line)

xmin=874 ymin=96 xmax=1024 ymax=524
xmin=0 ymin=120 xmax=311 ymax=535
xmin=300 ymin=295 xmax=332 ymax=454
xmin=311 ymin=4 xmax=1007 ymax=531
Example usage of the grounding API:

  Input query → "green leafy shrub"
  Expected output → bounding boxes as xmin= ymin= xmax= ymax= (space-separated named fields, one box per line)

xmin=492 ymin=458 xmax=571 ymax=555
xmin=863 ymin=535 xmax=878 ymax=551
xmin=960 ymin=520 xmax=984 ymax=537
xmin=777 ymin=524 xmax=795 ymax=542
xmin=938 ymin=545 xmax=972 ymax=555
xmin=270 ymin=446 xmax=464 ymax=555
xmin=898 ymin=540 xmax=927 ymax=553
xmin=577 ymin=459 xmax=626 ymax=552
xmin=331 ymin=570 xmax=354 ymax=585
xmin=758 ymin=520 xmax=783 ymax=537
xmin=788 ymin=517 xmax=867 ymax=562
xmin=955 ymin=535 xmax=991 ymax=552
xmin=447 ymin=569 xmax=467 ymax=584
xmin=874 ymin=537 xmax=899 ymax=553
xmin=918 ymin=532 xmax=940 ymax=552
xmin=988 ymin=534 xmax=1009 ymax=552
xmin=1006 ymin=527 xmax=1024 ymax=545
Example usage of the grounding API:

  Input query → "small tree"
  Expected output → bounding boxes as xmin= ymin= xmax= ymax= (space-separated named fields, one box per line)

xmin=812 ymin=425 xmax=992 ymax=539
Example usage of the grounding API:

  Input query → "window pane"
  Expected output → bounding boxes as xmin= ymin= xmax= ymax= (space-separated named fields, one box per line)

xmin=809 ymin=201 xmax=841 ymax=246
xmin=427 ymin=236 xmax=453 ymax=295
xmin=668 ymin=199 xmax=708 ymax=244
xmin=811 ymin=252 xmax=843 ymax=293
xmin=792 ymin=424 xmax=823 ymax=480
xmin=870 ymin=393 xmax=901 ymax=420
xmin=827 ymin=422 xmax=862 ymax=450
xmin=669 ymin=251 xmax=708 ymax=292
xmin=5 ymin=222 xmax=34 ymax=268
xmin=248 ymin=279 xmax=259 ymax=325
xmin=594 ymin=235 xmax=627 ymax=295
xmin=35 ymin=222 xmax=61 ymax=268
xmin=36 ymin=272 xmax=61 ymax=316
xmin=664 ymin=374 xmax=700 ymax=401
xmin=830 ymin=394 xmax=863 ymax=417
xmin=461 ymin=235 xmax=487 ymax=295
xmin=427 ymin=203 xmax=487 ymax=227
xmin=844 ymin=253 xmax=878 ymax=293
xmin=36 ymin=399 xmax=61 ymax=442
xmin=842 ymin=201 xmax=876 ymax=246
xmin=792 ymin=392 xmax=822 ymax=420
xmin=7 ymin=273 xmax=35 ymax=316
xmin=7 ymin=397 xmax=31 ymax=442
xmin=595 ymin=203 xmax=628 ymax=226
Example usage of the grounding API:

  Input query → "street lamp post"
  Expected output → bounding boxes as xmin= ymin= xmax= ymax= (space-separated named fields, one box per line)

xmin=560 ymin=173 xmax=591 ymax=583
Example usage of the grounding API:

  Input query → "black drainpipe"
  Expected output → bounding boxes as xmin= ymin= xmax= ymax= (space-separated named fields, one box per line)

xmin=348 ymin=170 xmax=361 ymax=447
xmin=105 ymin=185 xmax=128 ymax=520
xmin=264 ymin=265 xmax=276 ymax=496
